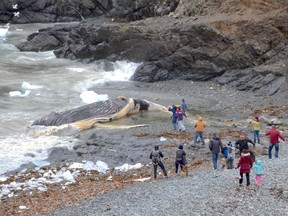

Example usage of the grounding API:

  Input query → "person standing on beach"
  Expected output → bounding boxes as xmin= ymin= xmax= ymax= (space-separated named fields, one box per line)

xmin=266 ymin=125 xmax=286 ymax=159
xmin=175 ymin=144 xmax=187 ymax=176
xmin=251 ymin=116 xmax=261 ymax=144
xmin=176 ymin=107 xmax=187 ymax=132
xmin=253 ymin=159 xmax=263 ymax=187
xmin=169 ymin=105 xmax=178 ymax=130
xmin=193 ymin=117 xmax=206 ymax=145
xmin=236 ymin=149 xmax=253 ymax=187
xmin=235 ymin=134 xmax=255 ymax=154
xmin=226 ymin=141 xmax=235 ymax=169
xmin=181 ymin=99 xmax=188 ymax=114
xmin=150 ymin=145 xmax=168 ymax=179
xmin=209 ymin=133 xmax=223 ymax=172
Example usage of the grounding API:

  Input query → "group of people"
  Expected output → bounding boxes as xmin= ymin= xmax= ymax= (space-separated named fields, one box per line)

xmin=150 ymin=101 xmax=286 ymax=188
xmin=169 ymin=99 xmax=206 ymax=145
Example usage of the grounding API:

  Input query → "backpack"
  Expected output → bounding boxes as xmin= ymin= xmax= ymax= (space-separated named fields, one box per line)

xmin=151 ymin=150 xmax=160 ymax=163
xmin=222 ymin=146 xmax=228 ymax=158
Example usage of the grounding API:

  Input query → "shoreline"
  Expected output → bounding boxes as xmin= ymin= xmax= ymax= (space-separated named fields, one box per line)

xmin=0 ymin=80 xmax=287 ymax=215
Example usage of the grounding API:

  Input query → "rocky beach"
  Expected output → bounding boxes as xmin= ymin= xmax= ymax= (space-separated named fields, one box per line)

xmin=0 ymin=80 xmax=287 ymax=215
xmin=0 ymin=0 xmax=288 ymax=215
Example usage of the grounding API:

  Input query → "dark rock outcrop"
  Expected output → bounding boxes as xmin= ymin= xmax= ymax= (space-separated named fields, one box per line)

xmin=0 ymin=0 xmax=179 ymax=23
xmin=14 ymin=1 xmax=288 ymax=95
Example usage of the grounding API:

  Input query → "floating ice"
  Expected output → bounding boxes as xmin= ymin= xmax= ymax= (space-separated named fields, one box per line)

xmin=80 ymin=91 xmax=108 ymax=104
xmin=22 ymin=81 xmax=43 ymax=90
xmin=9 ymin=90 xmax=31 ymax=97
xmin=160 ymin=136 xmax=167 ymax=141
xmin=32 ymin=160 xmax=50 ymax=167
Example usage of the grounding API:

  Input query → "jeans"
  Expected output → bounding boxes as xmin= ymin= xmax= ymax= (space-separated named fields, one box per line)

xmin=172 ymin=118 xmax=177 ymax=130
xmin=239 ymin=173 xmax=250 ymax=186
xmin=212 ymin=153 xmax=218 ymax=170
xmin=194 ymin=132 xmax=205 ymax=144
xmin=268 ymin=143 xmax=279 ymax=159
xmin=153 ymin=161 xmax=167 ymax=179
xmin=253 ymin=130 xmax=260 ymax=143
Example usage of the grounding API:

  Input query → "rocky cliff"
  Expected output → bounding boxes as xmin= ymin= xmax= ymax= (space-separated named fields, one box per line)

xmin=11 ymin=0 xmax=288 ymax=95
xmin=0 ymin=0 xmax=178 ymax=23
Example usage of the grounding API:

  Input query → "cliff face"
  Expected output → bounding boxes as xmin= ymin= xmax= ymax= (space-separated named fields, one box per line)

xmin=11 ymin=0 xmax=288 ymax=95
xmin=0 ymin=0 xmax=179 ymax=23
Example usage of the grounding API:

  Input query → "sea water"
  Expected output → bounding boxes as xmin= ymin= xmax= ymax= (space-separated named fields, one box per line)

xmin=0 ymin=22 xmax=140 ymax=175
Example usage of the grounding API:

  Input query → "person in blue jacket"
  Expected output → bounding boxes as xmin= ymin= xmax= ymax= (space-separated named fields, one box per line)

xmin=254 ymin=159 xmax=263 ymax=187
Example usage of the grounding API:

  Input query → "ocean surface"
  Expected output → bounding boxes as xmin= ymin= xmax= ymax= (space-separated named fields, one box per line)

xmin=0 ymin=22 xmax=140 ymax=175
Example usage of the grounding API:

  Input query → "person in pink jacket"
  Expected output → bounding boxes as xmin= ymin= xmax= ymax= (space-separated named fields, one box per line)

xmin=236 ymin=149 xmax=253 ymax=187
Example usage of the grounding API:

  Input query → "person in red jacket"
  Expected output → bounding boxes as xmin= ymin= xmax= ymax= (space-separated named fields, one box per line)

xmin=236 ymin=149 xmax=253 ymax=187
xmin=266 ymin=126 xmax=286 ymax=159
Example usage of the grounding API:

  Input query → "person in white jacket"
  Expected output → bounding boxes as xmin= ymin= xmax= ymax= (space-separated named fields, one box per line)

xmin=226 ymin=141 xmax=235 ymax=169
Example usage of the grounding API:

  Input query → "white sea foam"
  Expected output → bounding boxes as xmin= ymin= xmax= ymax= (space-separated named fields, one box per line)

xmin=73 ymin=60 xmax=141 ymax=91
xmin=0 ymin=24 xmax=9 ymax=39
xmin=0 ymin=135 xmax=76 ymax=175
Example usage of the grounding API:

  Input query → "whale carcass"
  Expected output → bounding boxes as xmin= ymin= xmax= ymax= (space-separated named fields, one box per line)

xmin=32 ymin=96 xmax=168 ymax=130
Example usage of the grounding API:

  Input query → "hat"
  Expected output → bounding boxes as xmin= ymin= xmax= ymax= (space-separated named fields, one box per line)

xmin=243 ymin=149 xmax=249 ymax=153
xmin=178 ymin=144 xmax=183 ymax=149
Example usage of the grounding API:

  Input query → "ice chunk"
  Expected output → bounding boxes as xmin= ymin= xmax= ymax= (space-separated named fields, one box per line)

xmin=68 ymin=163 xmax=84 ymax=169
xmin=160 ymin=136 xmax=167 ymax=141
xmin=33 ymin=160 xmax=50 ymax=167
xmin=115 ymin=163 xmax=143 ymax=172
xmin=21 ymin=81 xmax=43 ymax=90
xmin=0 ymin=176 xmax=7 ymax=182
xmin=19 ymin=206 xmax=28 ymax=210
xmin=9 ymin=90 xmax=31 ymax=97
xmin=133 ymin=177 xmax=151 ymax=182
xmin=62 ymin=170 xmax=76 ymax=183
xmin=95 ymin=160 xmax=109 ymax=173
xmin=83 ymin=161 xmax=95 ymax=170
xmin=80 ymin=91 xmax=108 ymax=104
xmin=38 ymin=186 xmax=47 ymax=192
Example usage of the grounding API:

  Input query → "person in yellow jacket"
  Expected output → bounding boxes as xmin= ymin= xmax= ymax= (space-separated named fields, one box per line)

xmin=251 ymin=116 xmax=261 ymax=143
xmin=193 ymin=117 xmax=206 ymax=145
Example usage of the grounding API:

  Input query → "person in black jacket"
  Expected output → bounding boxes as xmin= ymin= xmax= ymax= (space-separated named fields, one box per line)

xmin=235 ymin=134 xmax=255 ymax=154
xmin=175 ymin=144 xmax=187 ymax=176
xmin=150 ymin=145 xmax=168 ymax=179
xmin=209 ymin=133 xmax=223 ymax=171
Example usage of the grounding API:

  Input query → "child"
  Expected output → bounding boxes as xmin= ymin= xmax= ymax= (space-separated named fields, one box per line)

xmin=254 ymin=159 xmax=262 ymax=187
xmin=236 ymin=149 xmax=253 ymax=187
xmin=149 ymin=145 xmax=168 ymax=179
xmin=226 ymin=141 xmax=235 ymax=169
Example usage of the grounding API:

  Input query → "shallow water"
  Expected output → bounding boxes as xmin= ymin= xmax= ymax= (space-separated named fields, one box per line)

xmin=0 ymin=22 xmax=141 ymax=175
